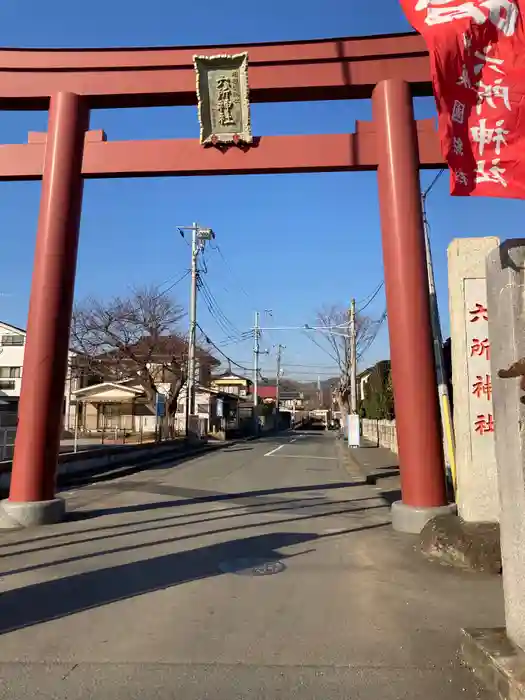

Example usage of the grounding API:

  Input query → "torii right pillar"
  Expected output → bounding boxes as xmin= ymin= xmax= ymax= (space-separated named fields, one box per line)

xmin=372 ymin=79 xmax=455 ymax=533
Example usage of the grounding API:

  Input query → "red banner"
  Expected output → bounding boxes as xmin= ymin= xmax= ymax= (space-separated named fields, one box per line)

xmin=399 ymin=0 xmax=525 ymax=198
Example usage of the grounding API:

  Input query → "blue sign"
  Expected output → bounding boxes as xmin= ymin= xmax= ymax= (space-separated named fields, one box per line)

xmin=156 ymin=393 xmax=166 ymax=417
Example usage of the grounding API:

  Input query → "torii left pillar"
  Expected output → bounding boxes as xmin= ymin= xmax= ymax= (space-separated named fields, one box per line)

xmin=0 ymin=92 xmax=88 ymax=527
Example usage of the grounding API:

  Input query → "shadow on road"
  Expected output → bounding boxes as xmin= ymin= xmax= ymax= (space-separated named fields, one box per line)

xmin=0 ymin=500 xmax=389 ymax=578
xmin=0 ymin=524 xmax=387 ymax=635
xmin=80 ymin=480 xmax=368 ymax=518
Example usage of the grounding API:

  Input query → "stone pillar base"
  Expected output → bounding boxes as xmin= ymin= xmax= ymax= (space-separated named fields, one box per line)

xmin=420 ymin=513 xmax=501 ymax=573
xmin=461 ymin=628 xmax=525 ymax=700
xmin=391 ymin=500 xmax=457 ymax=534
xmin=0 ymin=497 xmax=65 ymax=529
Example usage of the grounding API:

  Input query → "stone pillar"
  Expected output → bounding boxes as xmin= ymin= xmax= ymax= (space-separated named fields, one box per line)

xmin=1 ymin=93 xmax=88 ymax=528
xmin=372 ymin=79 xmax=453 ymax=533
xmin=448 ymin=237 xmax=500 ymax=523
xmin=486 ymin=239 xmax=525 ymax=649
xmin=460 ymin=241 xmax=525 ymax=697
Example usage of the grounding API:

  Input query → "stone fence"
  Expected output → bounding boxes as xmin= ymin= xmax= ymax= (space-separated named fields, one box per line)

xmin=361 ymin=418 xmax=398 ymax=454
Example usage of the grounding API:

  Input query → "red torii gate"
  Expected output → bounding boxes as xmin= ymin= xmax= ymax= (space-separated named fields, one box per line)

xmin=0 ymin=31 xmax=454 ymax=532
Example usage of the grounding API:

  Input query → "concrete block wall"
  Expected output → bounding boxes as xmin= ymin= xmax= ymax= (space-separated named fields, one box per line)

xmin=361 ymin=419 xmax=398 ymax=454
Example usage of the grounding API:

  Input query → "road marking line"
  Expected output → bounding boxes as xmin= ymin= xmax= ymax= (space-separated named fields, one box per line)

xmin=266 ymin=454 xmax=338 ymax=460
xmin=290 ymin=438 xmax=297 ymax=443
xmin=264 ymin=445 xmax=285 ymax=457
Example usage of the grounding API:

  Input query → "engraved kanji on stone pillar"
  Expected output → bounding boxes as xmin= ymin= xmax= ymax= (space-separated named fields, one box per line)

xmin=193 ymin=52 xmax=252 ymax=145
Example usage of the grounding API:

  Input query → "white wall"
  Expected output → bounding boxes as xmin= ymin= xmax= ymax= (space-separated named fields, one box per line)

xmin=0 ymin=325 xmax=25 ymax=398
xmin=361 ymin=419 xmax=398 ymax=454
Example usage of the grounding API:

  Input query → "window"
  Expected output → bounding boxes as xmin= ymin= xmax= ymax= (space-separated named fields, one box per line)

xmin=0 ymin=367 xmax=21 ymax=379
xmin=197 ymin=403 xmax=208 ymax=414
xmin=1 ymin=335 xmax=24 ymax=346
xmin=0 ymin=380 xmax=15 ymax=390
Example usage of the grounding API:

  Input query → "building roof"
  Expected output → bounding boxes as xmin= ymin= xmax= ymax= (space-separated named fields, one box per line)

xmin=0 ymin=321 xmax=26 ymax=335
xmin=0 ymin=320 xmax=81 ymax=356
xmin=212 ymin=371 xmax=252 ymax=383
xmin=257 ymin=385 xmax=277 ymax=400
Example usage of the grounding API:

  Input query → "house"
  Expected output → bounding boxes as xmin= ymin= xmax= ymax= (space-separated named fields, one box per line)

xmin=210 ymin=372 xmax=252 ymax=398
xmin=256 ymin=385 xmax=277 ymax=404
xmin=0 ymin=321 xmax=82 ymax=420
xmin=173 ymin=384 xmax=246 ymax=436
xmin=255 ymin=385 xmax=304 ymax=411
xmin=69 ymin=338 xmax=220 ymax=434
xmin=71 ymin=378 xmax=157 ymax=433
xmin=279 ymin=391 xmax=305 ymax=411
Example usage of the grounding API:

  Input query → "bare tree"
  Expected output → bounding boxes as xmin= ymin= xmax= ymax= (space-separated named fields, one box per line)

xmin=71 ymin=286 xmax=191 ymax=420
xmin=314 ymin=304 xmax=387 ymax=422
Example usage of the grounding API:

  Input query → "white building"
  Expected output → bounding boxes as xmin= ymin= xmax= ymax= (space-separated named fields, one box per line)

xmin=0 ymin=322 xmax=25 ymax=405
xmin=0 ymin=321 xmax=79 ymax=424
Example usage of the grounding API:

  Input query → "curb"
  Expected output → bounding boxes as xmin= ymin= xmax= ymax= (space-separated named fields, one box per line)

xmin=0 ymin=434 xmax=260 ymax=499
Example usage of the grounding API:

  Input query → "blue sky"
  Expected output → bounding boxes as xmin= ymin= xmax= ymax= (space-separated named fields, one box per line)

xmin=0 ymin=0 xmax=521 ymax=382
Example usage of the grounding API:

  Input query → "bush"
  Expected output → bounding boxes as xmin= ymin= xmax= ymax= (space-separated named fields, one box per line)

xmin=360 ymin=360 xmax=394 ymax=420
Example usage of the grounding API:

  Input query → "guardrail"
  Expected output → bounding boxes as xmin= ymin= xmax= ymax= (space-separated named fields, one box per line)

xmin=0 ymin=437 xmax=214 ymax=497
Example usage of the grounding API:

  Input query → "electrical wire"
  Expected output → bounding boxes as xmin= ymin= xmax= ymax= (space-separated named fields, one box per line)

xmin=196 ymin=323 xmax=253 ymax=373
xmin=211 ymin=243 xmax=252 ymax=300
xmin=151 ymin=270 xmax=191 ymax=301
xmin=230 ymin=361 xmax=339 ymax=369
xmin=256 ymin=369 xmax=339 ymax=376
xmin=423 ymin=168 xmax=446 ymax=198
xmin=301 ymin=331 xmax=339 ymax=365
xmin=199 ymin=275 xmax=243 ymax=337
xmin=357 ymin=281 xmax=384 ymax=313
xmin=358 ymin=309 xmax=387 ymax=359
xmin=218 ymin=332 xmax=254 ymax=347
xmin=197 ymin=275 xmax=244 ymax=342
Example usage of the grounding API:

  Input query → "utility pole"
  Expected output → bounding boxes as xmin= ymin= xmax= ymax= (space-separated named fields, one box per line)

xmin=177 ymin=223 xmax=215 ymax=435
xmin=276 ymin=344 xmax=285 ymax=412
xmin=422 ymin=196 xmax=456 ymax=492
xmin=253 ymin=311 xmax=260 ymax=410
xmin=187 ymin=223 xmax=198 ymax=418
xmin=350 ymin=298 xmax=358 ymax=414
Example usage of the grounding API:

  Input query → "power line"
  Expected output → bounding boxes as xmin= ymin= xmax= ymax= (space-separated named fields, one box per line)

xmin=197 ymin=323 xmax=253 ymax=373
xmin=218 ymin=331 xmax=253 ymax=347
xmin=255 ymin=369 xmax=339 ymax=376
xmin=151 ymin=270 xmax=191 ymax=301
xmin=199 ymin=275 xmax=243 ymax=337
xmin=357 ymin=281 xmax=384 ymax=313
xmin=212 ymin=244 xmax=253 ymax=301
xmin=358 ymin=309 xmax=387 ymax=359
xmin=301 ymin=331 xmax=339 ymax=365
xmin=197 ymin=275 xmax=244 ymax=342
xmin=423 ymin=168 xmax=446 ymax=198
xmin=230 ymin=361 xmax=339 ymax=369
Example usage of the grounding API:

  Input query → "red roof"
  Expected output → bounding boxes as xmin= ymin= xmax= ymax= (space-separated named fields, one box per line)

xmin=257 ymin=385 xmax=277 ymax=400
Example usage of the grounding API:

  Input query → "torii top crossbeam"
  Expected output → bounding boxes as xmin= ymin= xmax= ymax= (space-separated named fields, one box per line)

xmin=0 ymin=31 xmax=431 ymax=108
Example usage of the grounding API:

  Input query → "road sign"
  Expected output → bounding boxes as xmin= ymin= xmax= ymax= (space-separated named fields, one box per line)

xmin=156 ymin=393 xmax=166 ymax=418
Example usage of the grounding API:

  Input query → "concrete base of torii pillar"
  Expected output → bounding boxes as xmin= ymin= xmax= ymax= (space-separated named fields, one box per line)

xmin=0 ymin=498 xmax=65 ymax=529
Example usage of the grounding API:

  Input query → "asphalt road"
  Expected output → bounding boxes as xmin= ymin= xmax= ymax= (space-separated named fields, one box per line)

xmin=0 ymin=430 xmax=503 ymax=699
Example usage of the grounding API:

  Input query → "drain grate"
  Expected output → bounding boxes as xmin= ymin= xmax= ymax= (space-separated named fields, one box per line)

xmin=218 ymin=558 xmax=286 ymax=576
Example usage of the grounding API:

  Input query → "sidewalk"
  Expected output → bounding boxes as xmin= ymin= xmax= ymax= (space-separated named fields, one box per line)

xmin=0 ymin=435 xmax=503 ymax=699
xmin=338 ymin=437 xmax=401 ymax=502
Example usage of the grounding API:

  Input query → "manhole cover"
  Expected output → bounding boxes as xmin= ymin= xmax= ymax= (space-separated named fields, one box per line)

xmin=218 ymin=558 xmax=286 ymax=576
